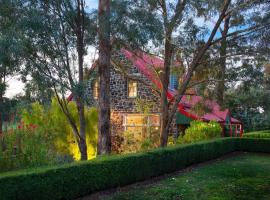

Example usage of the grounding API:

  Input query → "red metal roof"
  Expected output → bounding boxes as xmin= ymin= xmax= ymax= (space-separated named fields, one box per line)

xmin=67 ymin=48 xmax=241 ymax=125
xmin=122 ymin=48 xmax=241 ymax=124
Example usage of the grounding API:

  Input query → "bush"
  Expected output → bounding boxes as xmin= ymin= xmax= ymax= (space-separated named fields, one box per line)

xmin=120 ymin=127 xmax=160 ymax=153
xmin=179 ymin=120 xmax=222 ymax=144
xmin=0 ymin=128 xmax=57 ymax=173
xmin=21 ymin=98 xmax=98 ymax=160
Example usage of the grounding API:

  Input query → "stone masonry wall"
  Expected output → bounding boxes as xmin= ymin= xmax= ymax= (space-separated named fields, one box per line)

xmin=86 ymin=51 xmax=178 ymax=137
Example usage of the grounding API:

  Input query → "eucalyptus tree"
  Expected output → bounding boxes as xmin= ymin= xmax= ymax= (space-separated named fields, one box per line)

xmin=0 ymin=0 xmax=23 ymax=134
xmin=211 ymin=0 xmax=270 ymax=106
xmin=97 ymin=0 xmax=111 ymax=155
xmin=96 ymin=0 xmax=164 ymax=153
xmin=140 ymin=0 xmax=234 ymax=147
xmin=21 ymin=0 xmax=96 ymax=160
xmin=122 ymin=0 xmax=270 ymax=147
xmin=100 ymin=0 xmax=269 ymax=147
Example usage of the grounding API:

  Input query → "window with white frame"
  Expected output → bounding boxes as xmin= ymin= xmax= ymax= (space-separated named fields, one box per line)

xmin=123 ymin=114 xmax=160 ymax=135
xmin=128 ymin=80 xmax=137 ymax=97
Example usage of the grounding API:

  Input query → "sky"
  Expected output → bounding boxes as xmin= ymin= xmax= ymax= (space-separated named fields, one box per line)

xmin=5 ymin=0 xmax=99 ymax=98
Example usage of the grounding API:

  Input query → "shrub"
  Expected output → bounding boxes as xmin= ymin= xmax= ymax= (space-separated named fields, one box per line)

xmin=0 ymin=138 xmax=269 ymax=200
xmin=21 ymin=98 xmax=98 ymax=160
xmin=179 ymin=120 xmax=222 ymax=144
xmin=120 ymin=128 xmax=159 ymax=153
xmin=0 ymin=128 xmax=57 ymax=173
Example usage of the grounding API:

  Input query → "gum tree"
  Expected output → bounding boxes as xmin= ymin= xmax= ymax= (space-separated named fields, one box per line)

xmin=0 ymin=0 xmax=22 ymax=135
xmin=21 ymin=0 xmax=96 ymax=160
xmin=97 ymin=0 xmax=111 ymax=155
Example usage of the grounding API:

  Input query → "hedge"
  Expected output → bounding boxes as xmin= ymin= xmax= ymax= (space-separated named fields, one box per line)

xmin=243 ymin=131 xmax=270 ymax=139
xmin=236 ymin=138 xmax=270 ymax=153
xmin=0 ymin=138 xmax=269 ymax=200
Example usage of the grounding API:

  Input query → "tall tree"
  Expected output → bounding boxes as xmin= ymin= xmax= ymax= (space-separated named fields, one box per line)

xmin=118 ymin=0 xmax=269 ymax=146
xmin=105 ymin=0 xmax=268 ymax=146
xmin=97 ymin=0 xmax=111 ymax=155
xmin=21 ymin=0 xmax=96 ymax=160
xmin=215 ymin=15 xmax=230 ymax=106
xmin=0 ymin=0 xmax=22 ymax=135
xmin=157 ymin=0 xmax=232 ymax=147
xmin=212 ymin=0 xmax=270 ymax=106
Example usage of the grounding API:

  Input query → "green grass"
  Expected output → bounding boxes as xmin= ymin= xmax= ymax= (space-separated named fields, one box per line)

xmin=103 ymin=153 xmax=270 ymax=200
xmin=243 ymin=130 xmax=270 ymax=139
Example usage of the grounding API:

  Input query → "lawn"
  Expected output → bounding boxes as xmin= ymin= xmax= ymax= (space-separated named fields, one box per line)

xmin=101 ymin=153 xmax=270 ymax=200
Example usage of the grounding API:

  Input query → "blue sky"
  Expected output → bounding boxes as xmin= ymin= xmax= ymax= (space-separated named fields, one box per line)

xmin=85 ymin=0 xmax=98 ymax=10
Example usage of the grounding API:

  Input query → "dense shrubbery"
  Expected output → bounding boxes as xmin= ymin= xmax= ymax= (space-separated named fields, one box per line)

xmin=21 ymin=98 xmax=98 ymax=160
xmin=0 ymin=128 xmax=57 ymax=173
xmin=0 ymin=138 xmax=269 ymax=200
xmin=178 ymin=120 xmax=222 ymax=144
xmin=120 ymin=128 xmax=160 ymax=153
xmin=0 ymin=98 xmax=98 ymax=172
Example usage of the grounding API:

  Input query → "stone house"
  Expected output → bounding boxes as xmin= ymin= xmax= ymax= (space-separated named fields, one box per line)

xmin=75 ymin=47 xmax=242 ymax=149
xmin=85 ymin=48 xmax=178 ymax=140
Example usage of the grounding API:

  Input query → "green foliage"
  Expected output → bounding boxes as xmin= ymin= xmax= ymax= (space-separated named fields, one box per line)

xmin=21 ymin=98 xmax=98 ymax=160
xmin=224 ymin=86 xmax=270 ymax=131
xmin=190 ymin=100 xmax=212 ymax=116
xmin=243 ymin=130 xmax=270 ymax=139
xmin=134 ymin=98 xmax=154 ymax=114
xmin=0 ymin=128 xmax=56 ymax=173
xmin=179 ymin=120 xmax=222 ymax=144
xmin=120 ymin=128 xmax=160 ymax=153
xmin=0 ymin=138 xmax=269 ymax=200
xmin=236 ymin=138 xmax=270 ymax=153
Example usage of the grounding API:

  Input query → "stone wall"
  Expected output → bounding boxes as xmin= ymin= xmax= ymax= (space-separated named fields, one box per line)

xmin=86 ymin=51 xmax=178 ymax=137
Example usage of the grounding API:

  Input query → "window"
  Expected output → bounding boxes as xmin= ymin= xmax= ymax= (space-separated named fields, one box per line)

xmin=93 ymin=80 xmax=99 ymax=99
xmin=169 ymin=74 xmax=178 ymax=89
xmin=128 ymin=80 xmax=137 ymax=97
xmin=123 ymin=114 xmax=160 ymax=135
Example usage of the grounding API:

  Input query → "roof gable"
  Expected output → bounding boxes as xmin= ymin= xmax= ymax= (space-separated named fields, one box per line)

xmin=119 ymin=48 xmax=240 ymax=124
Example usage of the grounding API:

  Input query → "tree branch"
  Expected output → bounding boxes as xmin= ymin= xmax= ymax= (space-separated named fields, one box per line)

xmin=166 ymin=0 xmax=232 ymax=131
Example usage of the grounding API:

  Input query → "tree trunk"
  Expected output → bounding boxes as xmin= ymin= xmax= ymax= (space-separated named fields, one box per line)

xmin=216 ymin=16 xmax=230 ymax=106
xmin=75 ymin=0 xmax=87 ymax=160
xmin=0 ymin=90 xmax=3 ymax=135
xmin=76 ymin=98 xmax=87 ymax=160
xmin=0 ymin=108 xmax=2 ymax=135
xmin=160 ymin=33 xmax=173 ymax=147
xmin=97 ymin=0 xmax=111 ymax=155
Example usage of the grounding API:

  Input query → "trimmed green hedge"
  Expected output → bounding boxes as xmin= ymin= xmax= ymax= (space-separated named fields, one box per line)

xmin=243 ymin=130 xmax=270 ymax=139
xmin=0 ymin=138 xmax=269 ymax=200
xmin=237 ymin=138 xmax=270 ymax=153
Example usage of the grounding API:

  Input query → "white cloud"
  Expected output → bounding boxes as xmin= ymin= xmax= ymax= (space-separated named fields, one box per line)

xmin=5 ymin=76 xmax=24 ymax=98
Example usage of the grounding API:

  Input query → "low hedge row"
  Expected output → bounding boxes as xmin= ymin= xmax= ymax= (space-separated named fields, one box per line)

xmin=243 ymin=131 xmax=270 ymax=139
xmin=237 ymin=138 xmax=270 ymax=153
xmin=0 ymin=138 xmax=269 ymax=200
